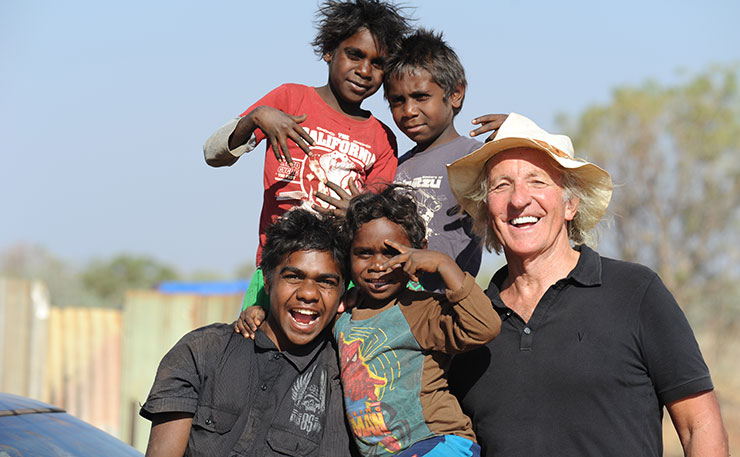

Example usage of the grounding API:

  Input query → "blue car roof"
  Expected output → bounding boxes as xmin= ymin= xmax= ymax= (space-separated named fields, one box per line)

xmin=0 ymin=392 xmax=64 ymax=417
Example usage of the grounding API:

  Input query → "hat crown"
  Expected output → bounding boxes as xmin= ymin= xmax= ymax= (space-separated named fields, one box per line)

xmin=497 ymin=113 xmax=575 ymax=159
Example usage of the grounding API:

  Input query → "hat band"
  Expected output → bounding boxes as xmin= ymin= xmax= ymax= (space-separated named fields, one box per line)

xmin=530 ymin=138 xmax=587 ymax=163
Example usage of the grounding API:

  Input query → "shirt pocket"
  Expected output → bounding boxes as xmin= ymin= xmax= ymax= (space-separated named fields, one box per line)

xmin=265 ymin=427 xmax=319 ymax=456
xmin=192 ymin=404 xmax=239 ymax=434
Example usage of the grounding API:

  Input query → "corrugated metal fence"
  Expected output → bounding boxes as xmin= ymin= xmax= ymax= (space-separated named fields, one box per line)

xmin=120 ymin=289 xmax=241 ymax=451
xmin=0 ymin=277 xmax=242 ymax=452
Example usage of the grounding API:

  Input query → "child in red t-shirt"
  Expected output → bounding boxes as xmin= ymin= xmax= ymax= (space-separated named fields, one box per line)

xmin=204 ymin=0 xmax=411 ymax=272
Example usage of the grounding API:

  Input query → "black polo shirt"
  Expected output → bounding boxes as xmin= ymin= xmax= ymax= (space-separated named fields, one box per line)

xmin=140 ymin=323 xmax=351 ymax=456
xmin=449 ymin=245 xmax=713 ymax=457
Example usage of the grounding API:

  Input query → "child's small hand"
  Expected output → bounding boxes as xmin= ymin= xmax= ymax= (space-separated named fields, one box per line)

xmin=250 ymin=106 xmax=315 ymax=165
xmin=470 ymin=114 xmax=508 ymax=142
xmin=382 ymin=240 xmax=465 ymax=291
xmin=314 ymin=179 xmax=362 ymax=217
xmin=234 ymin=306 xmax=266 ymax=339
xmin=337 ymin=287 xmax=359 ymax=314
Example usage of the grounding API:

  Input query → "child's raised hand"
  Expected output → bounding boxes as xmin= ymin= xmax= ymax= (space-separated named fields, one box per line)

xmin=382 ymin=240 xmax=465 ymax=291
xmin=249 ymin=106 xmax=315 ymax=165
xmin=470 ymin=113 xmax=508 ymax=142
xmin=234 ymin=306 xmax=267 ymax=339
xmin=314 ymin=178 xmax=362 ymax=217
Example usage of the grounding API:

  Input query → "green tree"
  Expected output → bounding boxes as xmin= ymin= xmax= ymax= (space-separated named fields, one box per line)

xmin=558 ymin=65 xmax=740 ymax=331
xmin=81 ymin=254 xmax=179 ymax=307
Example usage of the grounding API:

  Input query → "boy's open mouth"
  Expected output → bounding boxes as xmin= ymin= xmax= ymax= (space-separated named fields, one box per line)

xmin=290 ymin=308 xmax=319 ymax=325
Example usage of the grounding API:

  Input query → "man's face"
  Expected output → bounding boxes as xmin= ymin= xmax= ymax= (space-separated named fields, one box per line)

xmin=385 ymin=69 xmax=462 ymax=151
xmin=324 ymin=27 xmax=386 ymax=107
xmin=263 ymin=250 xmax=344 ymax=351
xmin=485 ymin=148 xmax=579 ymax=259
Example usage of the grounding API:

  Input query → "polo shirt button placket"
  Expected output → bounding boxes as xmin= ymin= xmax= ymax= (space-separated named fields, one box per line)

xmin=520 ymin=325 xmax=534 ymax=351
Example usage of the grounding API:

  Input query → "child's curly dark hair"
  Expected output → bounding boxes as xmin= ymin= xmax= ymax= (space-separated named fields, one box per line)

xmin=260 ymin=208 xmax=350 ymax=286
xmin=345 ymin=184 xmax=426 ymax=249
xmin=312 ymin=0 xmax=413 ymax=58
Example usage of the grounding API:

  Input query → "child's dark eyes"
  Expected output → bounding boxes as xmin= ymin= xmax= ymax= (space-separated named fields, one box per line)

xmin=317 ymin=278 xmax=339 ymax=289
xmin=388 ymin=97 xmax=404 ymax=107
xmin=283 ymin=273 xmax=302 ymax=283
xmin=345 ymin=49 xmax=363 ymax=60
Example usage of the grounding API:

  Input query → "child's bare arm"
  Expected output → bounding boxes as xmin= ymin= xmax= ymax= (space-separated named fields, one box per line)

xmin=230 ymin=106 xmax=315 ymax=165
xmin=382 ymin=240 xmax=465 ymax=292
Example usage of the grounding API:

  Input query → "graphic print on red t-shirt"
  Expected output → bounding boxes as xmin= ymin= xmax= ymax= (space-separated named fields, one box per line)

xmin=247 ymin=84 xmax=398 ymax=263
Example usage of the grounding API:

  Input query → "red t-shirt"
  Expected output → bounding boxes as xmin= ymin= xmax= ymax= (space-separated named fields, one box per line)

xmin=242 ymin=84 xmax=398 ymax=263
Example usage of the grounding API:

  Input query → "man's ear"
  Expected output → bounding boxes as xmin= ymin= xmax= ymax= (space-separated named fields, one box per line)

xmin=564 ymin=196 xmax=580 ymax=221
xmin=448 ymin=85 xmax=465 ymax=110
xmin=421 ymin=238 xmax=428 ymax=250
xmin=323 ymin=52 xmax=333 ymax=63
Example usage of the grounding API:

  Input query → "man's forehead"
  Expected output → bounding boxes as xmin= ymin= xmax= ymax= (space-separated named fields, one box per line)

xmin=281 ymin=249 xmax=342 ymax=276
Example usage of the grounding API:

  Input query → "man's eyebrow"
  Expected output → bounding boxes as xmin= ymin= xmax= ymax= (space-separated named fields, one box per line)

xmin=279 ymin=266 xmax=341 ymax=281
xmin=279 ymin=266 xmax=305 ymax=276
xmin=344 ymin=46 xmax=365 ymax=57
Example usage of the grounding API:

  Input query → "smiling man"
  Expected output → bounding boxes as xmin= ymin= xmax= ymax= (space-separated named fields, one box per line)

xmin=139 ymin=209 xmax=352 ymax=457
xmin=445 ymin=113 xmax=728 ymax=456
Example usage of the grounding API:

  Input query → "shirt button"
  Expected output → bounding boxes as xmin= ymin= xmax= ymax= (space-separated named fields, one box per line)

xmin=273 ymin=353 xmax=282 ymax=360
xmin=523 ymin=327 xmax=531 ymax=335
xmin=260 ymin=384 xmax=268 ymax=391
xmin=205 ymin=417 xmax=213 ymax=425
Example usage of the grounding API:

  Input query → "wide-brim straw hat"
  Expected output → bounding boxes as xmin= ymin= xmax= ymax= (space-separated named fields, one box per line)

xmin=447 ymin=113 xmax=613 ymax=231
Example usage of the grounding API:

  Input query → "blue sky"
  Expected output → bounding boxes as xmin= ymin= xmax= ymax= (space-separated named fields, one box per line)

xmin=2 ymin=0 xmax=739 ymax=276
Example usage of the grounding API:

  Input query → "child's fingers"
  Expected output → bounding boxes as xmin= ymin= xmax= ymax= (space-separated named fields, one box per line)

xmin=289 ymin=129 xmax=314 ymax=157
xmin=278 ymin=138 xmax=294 ymax=165
xmin=234 ymin=319 xmax=252 ymax=339
xmin=323 ymin=180 xmax=350 ymax=199
xmin=314 ymin=191 xmax=341 ymax=208
xmin=348 ymin=178 xmax=361 ymax=196
xmin=289 ymin=114 xmax=315 ymax=146
xmin=384 ymin=239 xmax=411 ymax=254
xmin=311 ymin=203 xmax=336 ymax=216
xmin=268 ymin=137 xmax=283 ymax=163
xmin=382 ymin=253 xmax=408 ymax=271
xmin=470 ymin=113 xmax=507 ymax=141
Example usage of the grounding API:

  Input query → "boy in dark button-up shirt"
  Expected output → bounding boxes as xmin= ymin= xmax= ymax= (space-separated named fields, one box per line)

xmin=140 ymin=209 xmax=352 ymax=457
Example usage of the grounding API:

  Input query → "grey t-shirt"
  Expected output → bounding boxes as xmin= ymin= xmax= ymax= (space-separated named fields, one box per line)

xmin=395 ymin=136 xmax=483 ymax=292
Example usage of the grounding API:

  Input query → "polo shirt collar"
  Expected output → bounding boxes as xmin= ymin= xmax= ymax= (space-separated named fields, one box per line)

xmin=253 ymin=329 xmax=329 ymax=372
xmin=486 ymin=244 xmax=603 ymax=306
